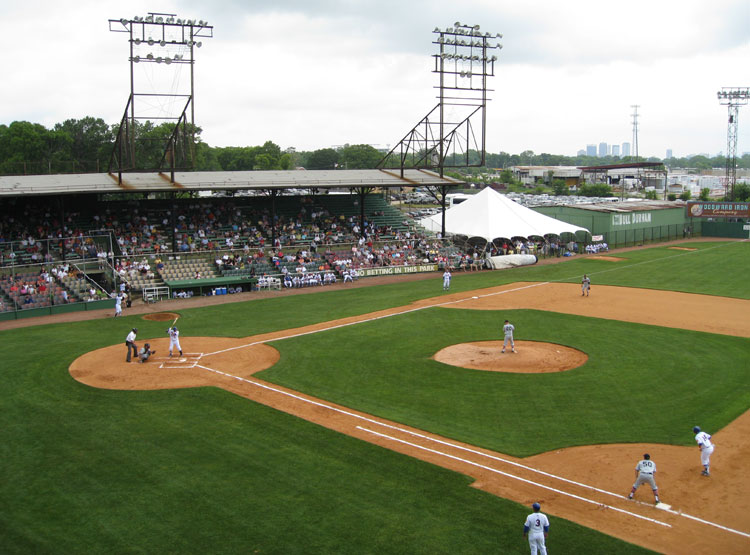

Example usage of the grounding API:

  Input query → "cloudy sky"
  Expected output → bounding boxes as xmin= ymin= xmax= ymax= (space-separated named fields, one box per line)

xmin=1 ymin=0 xmax=748 ymax=159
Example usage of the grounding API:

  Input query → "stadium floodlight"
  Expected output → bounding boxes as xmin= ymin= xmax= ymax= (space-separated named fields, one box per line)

xmin=108 ymin=11 xmax=214 ymax=178
xmin=717 ymin=86 xmax=750 ymax=200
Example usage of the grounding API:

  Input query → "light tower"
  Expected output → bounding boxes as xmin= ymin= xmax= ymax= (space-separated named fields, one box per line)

xmin=717 ymin=87 xmax=750 ymax=200
xmin=377 ymin=22 xmax=503 ymax=239
xmin=379 ymin=22 xmax=503 ymax=177
xmin=108 ymin=12 xmax=213 ymax=182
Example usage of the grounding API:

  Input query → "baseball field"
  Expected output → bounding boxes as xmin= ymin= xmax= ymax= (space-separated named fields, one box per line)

xmin=3 ymin=240 xmax=749 ymax=554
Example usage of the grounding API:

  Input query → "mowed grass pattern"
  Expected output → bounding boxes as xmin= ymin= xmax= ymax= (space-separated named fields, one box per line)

xmin=4 ymin=240 xmax=748 ymax=553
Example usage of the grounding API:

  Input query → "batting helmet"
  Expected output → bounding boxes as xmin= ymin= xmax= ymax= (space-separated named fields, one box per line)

xmin=172 ymin=326 xmax=177 ymax=331
xmin=693 ymin=426 xmax=701 ymax=433
xmin=532 ymin=502 xmax=541 ymax=511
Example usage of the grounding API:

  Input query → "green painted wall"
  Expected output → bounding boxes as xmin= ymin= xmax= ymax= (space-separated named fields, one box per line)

xmin=533 ymin=205 xmax=701 ymax=247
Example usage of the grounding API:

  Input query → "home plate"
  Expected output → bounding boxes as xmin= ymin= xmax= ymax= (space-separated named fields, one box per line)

xmin=655 ymin=502 xmax=671 ymax=510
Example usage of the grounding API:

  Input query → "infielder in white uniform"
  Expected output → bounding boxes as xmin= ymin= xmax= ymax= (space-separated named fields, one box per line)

xmin=502 ymin=319 xmax=516 ymax=353
xmin=442 ymin=269 xmax=452 ymax=290
xmin=581 ymin=274 xmax=590 ymax=296
xmin=693 ymin=426 xmax=714 ymax=476
xmin=523 ymin=502 xmax=549 ymax=555
xmin=167 ymin=326 xmax=183 ymax=357
xmin=627 ymin=453 xmax=660 ymax=503
xmin=114 ymin=293 xmax=122 ymax=317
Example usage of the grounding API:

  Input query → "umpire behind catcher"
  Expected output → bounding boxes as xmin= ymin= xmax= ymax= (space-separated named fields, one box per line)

xmin=125 ymin=328 xmax=138 ymax=362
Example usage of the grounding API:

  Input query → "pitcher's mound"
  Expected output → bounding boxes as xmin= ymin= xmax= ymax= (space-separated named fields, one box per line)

xmin=433 ymin=341 xmax=587 ymax=373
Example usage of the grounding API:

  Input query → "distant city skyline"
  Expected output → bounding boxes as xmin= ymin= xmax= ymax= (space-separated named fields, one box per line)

xmin=0 ymin=1 xmax=747 ymax=159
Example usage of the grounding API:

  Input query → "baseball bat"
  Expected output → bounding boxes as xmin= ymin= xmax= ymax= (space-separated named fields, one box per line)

xmin=171 ymin=315 xmax=179 ymax=327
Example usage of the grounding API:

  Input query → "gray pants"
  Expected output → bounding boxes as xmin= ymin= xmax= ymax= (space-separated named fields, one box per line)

xmin=126 ymin=341 xmax=137 ymax=362
xmin=633 ymin=472 xmax=657 ymax=491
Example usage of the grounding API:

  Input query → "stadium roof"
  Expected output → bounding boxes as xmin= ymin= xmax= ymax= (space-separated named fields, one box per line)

xmin=561 ymin=199 xmax=682 ymax=213
xmin=0 ymin=168 xmax=463 ymax=197
xmin=577 ymin=162 xmax=664 ymax=171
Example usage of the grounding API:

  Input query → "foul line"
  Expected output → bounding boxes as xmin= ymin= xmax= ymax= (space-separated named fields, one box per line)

xmin=195 ymin=362 xmax=750 ymax=539
xmin=198 ymin=363 xmax=669 ymax=524
xmin=203 ymin=242 xmax=747 ymax=357
xmin=361 ymin=420 xmax=750 ymax=540
xmin=357 ymin=426 xmax=670 ymax=527
xmin=202 ymin=281 xmax=549 ymax=357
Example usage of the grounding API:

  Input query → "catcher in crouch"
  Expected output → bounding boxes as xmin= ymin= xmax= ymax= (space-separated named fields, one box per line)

xmin=138 ymin=343 xmax=156 ymax=363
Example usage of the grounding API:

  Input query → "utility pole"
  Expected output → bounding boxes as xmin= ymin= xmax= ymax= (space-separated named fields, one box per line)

xmin=630 ymin=105 xmax=640 ymax=162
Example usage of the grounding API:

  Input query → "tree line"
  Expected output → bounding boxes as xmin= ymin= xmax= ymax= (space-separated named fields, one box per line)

xmin=1 ymin=117 xmax=748 ymax=176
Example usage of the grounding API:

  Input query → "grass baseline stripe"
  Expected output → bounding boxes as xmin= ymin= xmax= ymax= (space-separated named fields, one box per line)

xmin=357 ymin=426 xmax=671 ymax=528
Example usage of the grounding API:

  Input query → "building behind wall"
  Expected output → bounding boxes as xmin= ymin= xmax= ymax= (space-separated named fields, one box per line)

xmin=532 ymin=200 xmax=699 ymax=248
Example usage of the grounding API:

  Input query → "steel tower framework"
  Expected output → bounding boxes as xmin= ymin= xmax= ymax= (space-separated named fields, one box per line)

xmin=717 ymin=87 xmax=750 ymax=200
xmin=107 ymin=12 xmax=213 ymax=183
xmin=377 ymin=22 xmax=503 ymax=238
xmin=378 ymin=22 xmax=503 ymax=178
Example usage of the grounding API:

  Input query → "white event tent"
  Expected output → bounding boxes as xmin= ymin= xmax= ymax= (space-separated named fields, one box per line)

xmin=418 ymin=187 xmax=590 ymax=242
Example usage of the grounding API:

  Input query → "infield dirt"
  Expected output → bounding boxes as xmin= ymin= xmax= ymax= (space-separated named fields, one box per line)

xmin=70 ymin=281 xmax=750 ymax=555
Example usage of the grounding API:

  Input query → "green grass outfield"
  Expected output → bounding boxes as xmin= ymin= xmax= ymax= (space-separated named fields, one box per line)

xmin=2 ymin=240 xmax=748 ymax=553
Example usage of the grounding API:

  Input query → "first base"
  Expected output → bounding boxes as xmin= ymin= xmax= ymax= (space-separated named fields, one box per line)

xmin=472 ymin=296 xmax=478 ymax=299
xmin=655 ymin=502 xmax=671 ymax=510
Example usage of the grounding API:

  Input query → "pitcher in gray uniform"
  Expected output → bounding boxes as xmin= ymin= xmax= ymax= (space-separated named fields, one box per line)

xmin=502 ymin=319 xmax=516 ymax=353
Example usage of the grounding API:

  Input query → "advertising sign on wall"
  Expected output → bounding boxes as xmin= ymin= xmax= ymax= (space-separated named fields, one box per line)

xmin=359 ymin=264 xmax=438 ymax=277
xmin=686 ymin=202 xmax=750 ymax=218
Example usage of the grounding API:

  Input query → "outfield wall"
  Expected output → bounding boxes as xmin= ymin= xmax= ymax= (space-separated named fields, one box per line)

xmin=533 ymin=205 xmax=703 ymax=247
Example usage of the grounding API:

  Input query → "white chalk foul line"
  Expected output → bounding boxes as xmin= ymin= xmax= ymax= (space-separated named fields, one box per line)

xmin=205 ymin=240 xmax=748 ymax=358
xmin=357 ymin=426 xmax=670 ymax=528
xmin=361 ymin=421 xmax=750 ymax=539
xmin=364 ymin=419 xmax=624 ymax=501
xmin=195 ymin=362 xmax=750 ymax=539
xmin=195 ymin=363 xmax=669 ymax=527
xmin=202 ymin=281 xmax=550 ymax=357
